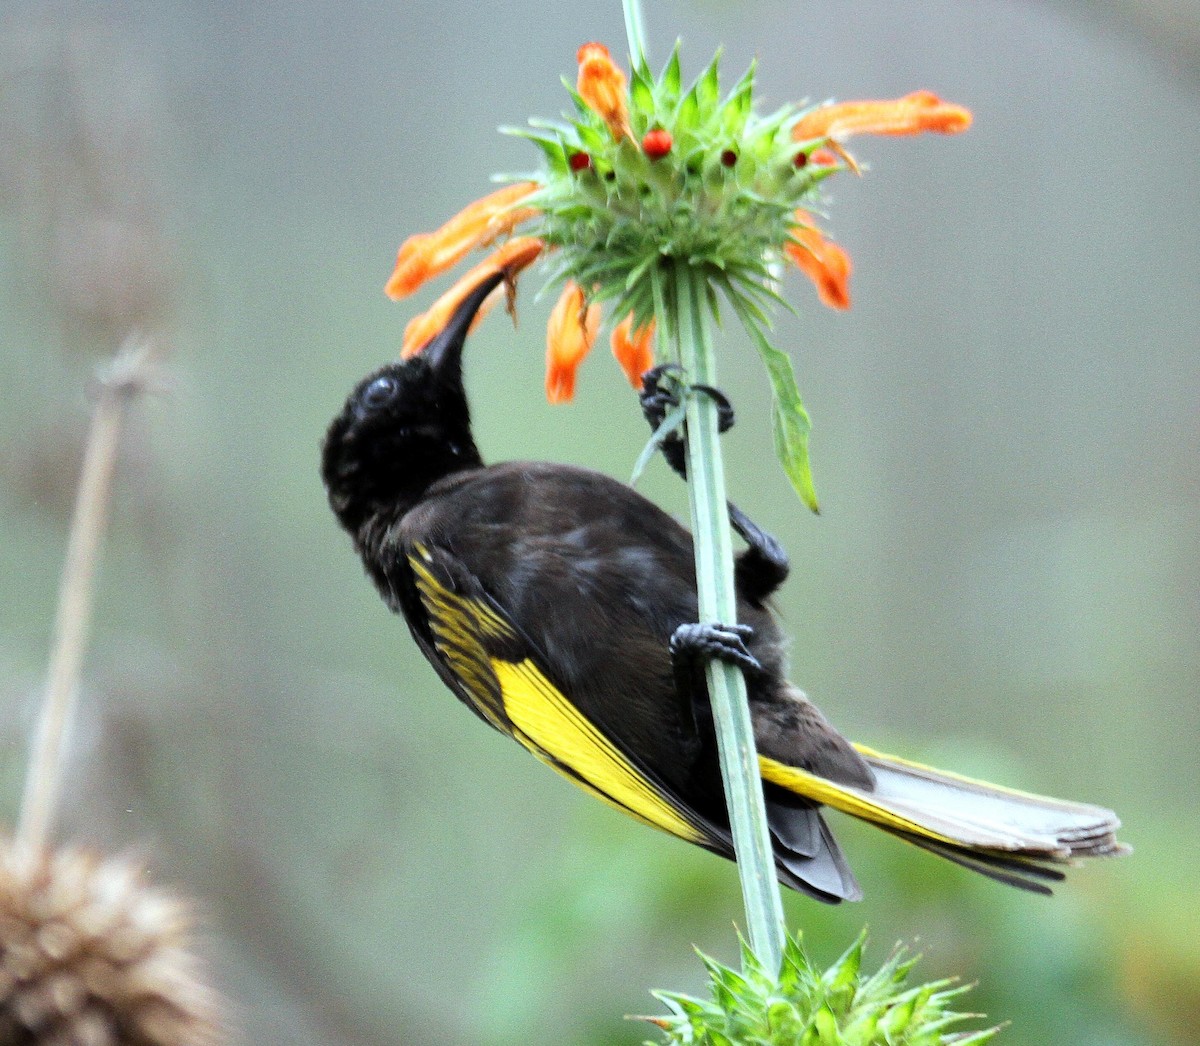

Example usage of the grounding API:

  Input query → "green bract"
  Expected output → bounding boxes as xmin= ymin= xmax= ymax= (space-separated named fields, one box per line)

xmin=510 ymin=46 xmax=834 ymax=325
xmin=505 ymin=45 xmax=834 ymax=511
xmin=646 ymin=933 xmax=1000 ymax=1046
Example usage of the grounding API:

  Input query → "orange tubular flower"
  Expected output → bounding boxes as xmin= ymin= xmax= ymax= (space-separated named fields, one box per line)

xmin=545 ymin=281 xmax=601 ymax=404
xmin=386 ymin=182 xmax=541 ymax=300
xmin=576 ymin=42 xmax=632 ymax=141
xmin=785 ymin=210 xmax=852 ymax=311
xmin=610 ymin=313 xmax=656 ymax=388
xmin=783 ymin=92 xmax=967 ymax=308
xmin=793 ymin=90 xmax=972 ymax=142
xmin=386 ymin=51 xmax=972 ymax=403
xmin=402 ymin=237 xmax=544 ymax=357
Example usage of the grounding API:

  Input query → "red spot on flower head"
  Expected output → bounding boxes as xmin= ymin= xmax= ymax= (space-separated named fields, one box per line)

xmin=793 ymin=151 xmax=808 ymax=168
xmin=569 ymin=151 xmax=592 ymax=172
xmin=642 ymin=129 xmax=672 ymax=160
xmin=720 ymin=149 xmax=738 ymax=167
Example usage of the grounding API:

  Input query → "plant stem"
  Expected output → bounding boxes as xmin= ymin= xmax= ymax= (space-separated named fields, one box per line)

xmin=622 ymin=0 xmax=647 ymax=64
xmin=16 ymin=336 xmax=155 ymax=854
xmin=668 ymin=261 xmax=786 ymax=972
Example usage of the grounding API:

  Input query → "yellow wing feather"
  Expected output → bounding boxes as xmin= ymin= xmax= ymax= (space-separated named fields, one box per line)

xmin=408 ymin=545 xmax=707 ymax=845
xmin=492 ymin=658 xmax=706 ymax=842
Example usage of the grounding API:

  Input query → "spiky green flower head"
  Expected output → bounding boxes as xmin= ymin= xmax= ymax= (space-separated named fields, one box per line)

xmin=513 ymin=43 xmax=841 ymax=333
xmin=645 ymin=932 xmax=1000 ymax=1046
xmin=389 ymin=44 xmax=969 ymax=509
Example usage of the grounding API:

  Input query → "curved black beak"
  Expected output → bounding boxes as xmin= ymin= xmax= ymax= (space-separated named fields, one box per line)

xmin=423 ymin=271 xmax=507 ymax=384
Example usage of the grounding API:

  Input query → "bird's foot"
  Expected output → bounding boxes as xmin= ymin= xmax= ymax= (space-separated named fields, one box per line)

xmin=670 ymin=621 xmax=765 ymax=683
xmin=639 ymin=365 xmax=736 ymax=479
xmin=640 ymin=364 xmax=736 ymax=431
xmin=728 ymin=503 xmax=790 ymax=600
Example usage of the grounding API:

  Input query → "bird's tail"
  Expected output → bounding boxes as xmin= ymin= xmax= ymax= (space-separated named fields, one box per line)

xmin=759 ymin=744 xmax=1129 ymax=894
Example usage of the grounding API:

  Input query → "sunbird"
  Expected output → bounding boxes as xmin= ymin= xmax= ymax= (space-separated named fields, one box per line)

xmin=321 ymin=271 xmax=1126 ymax=902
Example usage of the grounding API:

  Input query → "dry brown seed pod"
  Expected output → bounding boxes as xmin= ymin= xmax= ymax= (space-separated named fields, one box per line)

xmin=0 ymin=840 xmax=224 ymax=1046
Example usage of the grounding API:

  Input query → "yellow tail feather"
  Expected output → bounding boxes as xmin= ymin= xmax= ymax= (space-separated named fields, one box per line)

xmin=759 ymin=746 xmax=1127 ymax=864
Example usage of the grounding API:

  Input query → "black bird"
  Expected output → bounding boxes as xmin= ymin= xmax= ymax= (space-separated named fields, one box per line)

xmin=321 ymin=270 xmax=1126 ymax=902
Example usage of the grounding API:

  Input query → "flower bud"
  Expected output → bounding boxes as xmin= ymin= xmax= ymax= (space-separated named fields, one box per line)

xmin=576 ymin=42 xmax=632 ymax=140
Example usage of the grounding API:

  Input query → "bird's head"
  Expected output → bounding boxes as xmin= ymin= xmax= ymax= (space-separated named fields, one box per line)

xmin=321 ymin=271 xmax=503 ymax=536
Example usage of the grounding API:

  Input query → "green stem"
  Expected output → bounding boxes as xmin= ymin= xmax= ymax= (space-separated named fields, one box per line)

xmin=666 ymin=260 xmax=786 ymax=972
xmin=622 ymin=0 xmax=648 ymax=64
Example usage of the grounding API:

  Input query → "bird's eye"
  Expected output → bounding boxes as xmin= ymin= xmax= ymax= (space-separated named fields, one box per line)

xmin=361 ymin=374 xmax=399 ymax=410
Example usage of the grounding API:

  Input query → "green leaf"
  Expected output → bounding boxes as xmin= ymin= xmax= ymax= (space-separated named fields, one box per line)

xmin=748 ymin=322 xmax=819 ymax=514
xmin=676 ymin=83 xmax=700 ymax=133
xmin=827 ymin=931 xmax=866 ymax=997
xmin=812 ymin=1003 xmax=839 ymax=1042
xmin=704 ymin=278 xmax=723 ymax=328
xmin=881 ymin=991 xmax=919 ymax=1036
xmin=661 ymin=42 xmax=682 ymax=103
xmin=630 ymin=62 xmax=655 ymax=118
xmin=502 ymin=127 xmax=568 ymax=173
xmin=729 ymin=269 xmax=793 ymax=315
xmin=630 ymin=401 xmax=686 ymax=488
xmin=720 ymin=59 xmax=757 ymax=133
xmin=652 ymin=990 xmax=708 ymax=1019
xmin=625 ymin=251 xmax=660 ymax=291
xmin=560 ymin=75 xmax=591 ymax=119
xmin=694 ymin=49 xmax=722 ymax=112
xmin=738 ymin=935 xmax=766 ymax=978
xmin=948 ymin=1026 xmax=1003 ymax=1044
xmin=575 ymin=119 xmax=609 ymax=153
xmin=715 ymin=281 xmax=820 ymax=511
xmin=701 ymin=952 xmax=751 ymax=999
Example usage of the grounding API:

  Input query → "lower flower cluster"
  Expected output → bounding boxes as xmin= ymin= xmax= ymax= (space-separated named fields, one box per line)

xmin=646 ymin=932 xmax=998 ymax=1046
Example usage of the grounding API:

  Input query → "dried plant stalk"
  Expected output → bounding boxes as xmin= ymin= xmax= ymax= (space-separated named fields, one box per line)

xmin=16 ymin=336 xmax=157 ymax=854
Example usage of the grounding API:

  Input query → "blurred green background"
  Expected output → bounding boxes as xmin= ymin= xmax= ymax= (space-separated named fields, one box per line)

xmin=1 ymin=1 xmax=1197 ymax=1043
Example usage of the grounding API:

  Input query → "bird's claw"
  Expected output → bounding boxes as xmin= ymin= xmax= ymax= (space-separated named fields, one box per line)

xmin=640 ymin=364 xmax=735 ymax=435
xmin=670 ymin=621 xmax=764 ymax=680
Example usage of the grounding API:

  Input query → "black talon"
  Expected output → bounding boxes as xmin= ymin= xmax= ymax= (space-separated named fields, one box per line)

xmin=729 ymin=503 xmax=790 ymax=605
xmin=640 ymin=366 xmax=735 ymax=436
xmin=639 ymin=365 xmax=685 ymax=437
xmin=669 ymin=620 xmax=766 ymax=729
xmin=639 ymin=367 xmax=736 ymax=480
xmin=671 ymin=621 xmax=764 ymax=681
xmin=641 ymin=362 xmax=681 ymax=393
xmin=639 ymin=366 xmax=688 ymax=479
xmin=670 ymin=621 xmax=764 ymax=730
xmin=638 ymin=365 xmax=791 ymax=605
xmin=690 ymin=384 xmax=735 ymax=434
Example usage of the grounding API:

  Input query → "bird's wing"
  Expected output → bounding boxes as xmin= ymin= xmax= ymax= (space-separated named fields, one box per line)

xmin=404 ymin=540 xmax=721 ymax=847
xmin=404 ymin=538 xmax=862 ymax=902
